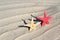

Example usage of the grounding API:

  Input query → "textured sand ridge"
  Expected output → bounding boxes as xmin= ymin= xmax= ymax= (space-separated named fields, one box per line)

xmin=0 ymin=0 xmax=60 ymax=40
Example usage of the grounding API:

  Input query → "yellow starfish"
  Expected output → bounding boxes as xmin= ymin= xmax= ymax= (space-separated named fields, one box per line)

xmin=24 ymin=17 xmax=41 ymax=31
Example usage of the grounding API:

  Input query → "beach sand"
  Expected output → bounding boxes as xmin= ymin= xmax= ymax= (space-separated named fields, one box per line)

xmin=0 ymin=0 xmax=60 ymax=40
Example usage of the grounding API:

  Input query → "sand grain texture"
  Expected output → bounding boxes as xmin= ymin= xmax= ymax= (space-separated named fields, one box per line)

xmin=0 ymin=0 xmax=60 ymax=40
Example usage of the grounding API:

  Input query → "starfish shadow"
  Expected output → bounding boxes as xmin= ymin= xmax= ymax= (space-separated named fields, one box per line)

xmin=18 ymin=25 xmax=30 ymax=30
xmin=22 ymin=19 xmax=28 ymax=24
xmin=18 ymin=19 xmax=30 ymax=30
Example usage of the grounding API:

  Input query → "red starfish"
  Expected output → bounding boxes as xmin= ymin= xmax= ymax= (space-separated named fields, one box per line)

xmin=37 ymin=11 xmax=53 ymax=26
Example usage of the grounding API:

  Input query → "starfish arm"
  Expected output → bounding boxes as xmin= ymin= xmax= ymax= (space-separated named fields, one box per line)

xmin=37 ymin=17 xmax=44 ymax=20
xmin=30 ymin=26 xmax=36 ymax=31
xmin=46 ymin=21 xmax=50 ymax=24
xmin=31 ymin=17 xmax=34 ymax=24
xmin=42 ymin=22 xmax=45 ymax=26
xmin=39 ymin=18 xmax=44 ymax=20
xmin=44 ymin=10 xmax=47 ymax=18
xmin=47 ymin=16 xmax=53 ymax=20
xmin=35 ymin=22 xmax=41 ymax=26
xmin=30 ymin=28 xmax=33 ymax=31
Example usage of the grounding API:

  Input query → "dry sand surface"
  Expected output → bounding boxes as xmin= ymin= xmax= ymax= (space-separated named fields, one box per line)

xmin=0 ymin=0 xmax=60 ymax=40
